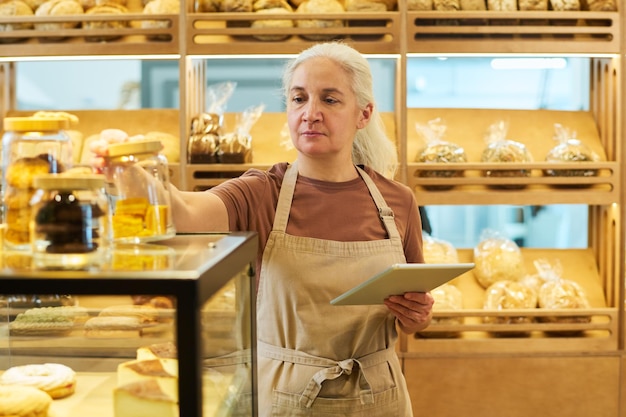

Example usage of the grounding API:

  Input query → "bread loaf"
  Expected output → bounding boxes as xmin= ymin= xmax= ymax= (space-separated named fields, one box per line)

xmin=0 ymin=0 xmax=34 ymax=43
xmin=295 ymin=0 xmax=345 ymax=41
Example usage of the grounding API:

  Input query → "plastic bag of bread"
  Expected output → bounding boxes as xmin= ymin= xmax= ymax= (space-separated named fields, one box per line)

xmin=295 ymin=0 xmax=345 ymax=41
xmin=473 ymin=229 xmax=526 ymax=289
xmin=188 ymin=82 xmax=236 ymax=164
xmin=544 ymin=123 xmax=599 ymax=178
xmin=481 ymin=120 xmax=533 ymax=188
xmin=483 ymin=280 xmax=537 ymax=331
xmin=415 ymin=118 xmax=467 ymax=190
xmin=581 ymin=0 xmax=616 ymax=10
xmin=422 ymin=233 xmax=459 ymax=264
xmin=535 ymin=258 xmax=591 ymax=327
xmin=416 ymin=283 xmax=463 ymax=338
xmin=218 ymin=103 xmax=265 ymax=163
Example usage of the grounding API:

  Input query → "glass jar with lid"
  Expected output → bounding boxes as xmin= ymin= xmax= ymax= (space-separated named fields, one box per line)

xmin=1 ymin=117 xmax=74 ymax=250
xmin=104 ymin=139 xmax=176 ymax=243
xmin=30 ymin=173 xmax=110 ymax=270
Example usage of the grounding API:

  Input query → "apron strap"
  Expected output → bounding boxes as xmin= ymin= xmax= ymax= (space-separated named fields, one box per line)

xmin=258 ymin=341 xmax=395 ymax=408
xmin=355 ymin=165 xmax=401 ymax=243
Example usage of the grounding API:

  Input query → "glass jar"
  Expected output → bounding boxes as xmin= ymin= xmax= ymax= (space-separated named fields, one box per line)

xmin=30 ymin=174 xmax=110 ymax=270
xmin=2 ymin=117 xmax=73 ymax=250
xmin=104 ymin=139 xmax=176 ymax=243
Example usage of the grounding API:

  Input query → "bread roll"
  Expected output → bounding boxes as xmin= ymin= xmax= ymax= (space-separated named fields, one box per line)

xmin=251 ymin=1 xmax=294 ymax=41
xmin=0 ymin=0 xmax=34 ymax=44
xmin=222 ymin=0 xmax=253 ymax=11
xmin=581 ymin=0 xmax=616 ymax=10
xmin=460 ymin=0 xmax=486 ymax=9
xmin=79 ymin=0 xmax=124 ymax=10
xmin=83 ymin=3 xmax=129 ymax=42
xmin=296 ymin=0 xmax=345 ymax=41
xmin=194 ymin=0 xmax=219 ymax=11
xmin=487 ymin=0 xmax=516 ymax=9
xmin=344 ymin=0 xmax=387 ymax=11
xmin=408 ymin=0 xmax=432 ymax=9
xmin=434 ymin=0 xmax=460 ymax=10
xmin=35 ymin=0 xmax=84 ymax=35
xmin=141 ymin=0 xmax=179 ymax=40
xmin=518 ymin=0 xmax=547 ymax=9
xmin=549 ymin=0 xmax=579 ymax=9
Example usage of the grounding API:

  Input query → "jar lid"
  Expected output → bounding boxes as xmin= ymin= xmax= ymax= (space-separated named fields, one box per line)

xmin=3 ymin=117 xmax=70 ymax=131
xmin=107 ymin=139 xmax=163 ymax=158
xmin=33 ymin=174 xmax=106 ymax=190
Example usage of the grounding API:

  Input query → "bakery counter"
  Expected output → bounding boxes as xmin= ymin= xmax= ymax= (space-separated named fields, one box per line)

xmin=0 ymin=232 xmax=258 ymax=417
xmin=406 ymin=10 xmax=620 ymax=54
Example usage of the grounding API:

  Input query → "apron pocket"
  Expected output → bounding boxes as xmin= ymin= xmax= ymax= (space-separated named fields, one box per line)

xmin=271 ymin=386 xmax=399 ymax=417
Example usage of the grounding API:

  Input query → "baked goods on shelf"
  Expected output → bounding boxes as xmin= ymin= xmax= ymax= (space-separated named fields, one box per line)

xmin=544 ymin=123 xmax=599 ymax=178
xmin=0 ymin=363 xmax=76 ymax=399
xmin=84 ymin=316 xmax=144 ymax=338
xmin=422 ymin=234 xmax=459 ymax=264
xmin=9 ymin=311 xmax=75 ymax=336
xmin=141 ymin=0 xmax=179 ymax=41
xmin=483 ymin=280 xmax=537 ymax=325
xmin=117 ymin=359 xmax=178 ymax=400
xmin=83 ymin=3 xmax=130 ymax=42
xmin=417 ymin=283 xmax=463 ymax=338
xmin=481 ymin=120 xmax=534 ymax=188
xmin=34 ymin=0 xmax=84 ymax=37
xmin=473 ymin=230 xmax=526 ymax=289
xmin=0 ymin=0 xmax=34 ymax=44
xmin=0 ymin=384 xmax=52 ymax=417
xmin=536 ymin=260 xmax=591 ymax=325
xmin=295 ymin=0 xmax=345 ymax=41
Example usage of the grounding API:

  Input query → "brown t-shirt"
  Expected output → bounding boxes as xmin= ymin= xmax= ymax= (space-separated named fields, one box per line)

xmin=210 ymin=163 xmax=425 ymax=283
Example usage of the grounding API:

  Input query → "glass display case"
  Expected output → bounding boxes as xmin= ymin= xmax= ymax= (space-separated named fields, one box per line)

xmin=0 ymin=232 xmax=258 ymax=417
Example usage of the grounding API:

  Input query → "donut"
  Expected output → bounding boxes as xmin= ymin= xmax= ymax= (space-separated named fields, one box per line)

xmin=0 ymin=363 xmax=77 ymax=399
xmin=0 ymin=384 xmax=52 ymax=417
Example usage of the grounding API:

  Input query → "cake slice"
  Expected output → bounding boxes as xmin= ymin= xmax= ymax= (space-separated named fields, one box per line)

xmin=117 ymin=358 xmax=178 ymax=401
xmin=114 ymin=379 xmax=178 ymax=417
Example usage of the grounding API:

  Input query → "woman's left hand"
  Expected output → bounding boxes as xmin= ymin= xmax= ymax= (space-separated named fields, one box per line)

xmin=384 ymin=292 xmax=434 ymax=334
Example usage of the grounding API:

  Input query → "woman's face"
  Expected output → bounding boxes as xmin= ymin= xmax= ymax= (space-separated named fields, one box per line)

xmin=286 ymin=57 xmax=371 ymax=161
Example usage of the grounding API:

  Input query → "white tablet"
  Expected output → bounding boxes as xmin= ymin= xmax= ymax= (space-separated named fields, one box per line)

xmin=330 ymin=263 xmax=475 ymax=306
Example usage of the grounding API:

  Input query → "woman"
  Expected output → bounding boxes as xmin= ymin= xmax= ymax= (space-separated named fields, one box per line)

xmin=97 ymin=41 xmax=433 ymax=416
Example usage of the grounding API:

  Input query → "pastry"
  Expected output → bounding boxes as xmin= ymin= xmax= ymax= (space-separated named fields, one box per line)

xmin=0 ymin=363 xmax=76 ymax=399
xmin=79 ymin=0 xmax=125 ymax=10
xmin=98 ymin=304 xmax=161 ymax=324
xmin=434 ymin=0 xmax=460 ymax=10
xmin=295 ymin=0 xmax=345 ymax=41
xmin=0 ymin=385 xmax=52 ymax=417
xmin=117 ymin=359 xmax=178 ymax=400
xmin=34 ymin=0 xmax=84 ymax=37
xmin=5 ymin=155 xmax=55 ymax=189
xmin=141 ymin=0 xmax=179 ymax=41
xmin=222 ymin=0 xmax=252 ymax=11
xmin=83 ymin=3 xmax=129 ymax=42
xmin=114 ymin=380 xmax=178 ymax=417
xmin=9 ymin=312 xmax=75 ymax=336
xmin=344 ymin=0 xmax=387 ymax=11
xmin=538 ymin=278 xmax=591 ymax=324
xmin=473 ymin=235 xmax=525 ymax=288
xmin=0 ymin=0 xmax=34 ymax=44
xmin=136 ymin=341 xmax=178 ymax=361
xmin=84 ymin=316 xmax=143 ymax=338
xmin=23 ymin=305 xmax=89 ymax=324
xmin=194 ymin=0 xmax=219 ymax=11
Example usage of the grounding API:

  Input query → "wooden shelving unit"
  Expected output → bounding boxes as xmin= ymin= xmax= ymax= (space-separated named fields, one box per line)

xmin=0 ymin=3 xmax=625 ymax=416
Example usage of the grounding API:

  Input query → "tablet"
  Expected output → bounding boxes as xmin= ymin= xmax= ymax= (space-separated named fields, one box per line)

xmin=330 ymin=263 xmax=475 ymax=306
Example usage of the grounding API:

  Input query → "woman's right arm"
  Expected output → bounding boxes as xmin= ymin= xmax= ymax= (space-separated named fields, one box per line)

xmin=169 ymin=185 xmax=230 ymax=233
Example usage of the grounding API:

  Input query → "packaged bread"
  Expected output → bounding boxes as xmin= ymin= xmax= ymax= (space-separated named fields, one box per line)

xmin=218 ymin=103 xmax=264 ymax=163
xmin=141 ymin=0 xmax=179 ymax=40
xmin=535 ymin=258 xmax=591 ymax=327
xmin=415 ymin=118 xmax=467 ymax=189
xmin=544 ymin=123 xmax=599 ymax=178
xmin=581 ymin=0 xmax=616 ymax=10
xmin=295 ymin=0 xmax=344 ymax=41
xmin=483 ymin=280 xmax=537 ymax=323
xmin=422 ymin=234 xmax=459 ymax=264
xmin=0 ymin=0 xmax=34 ymax=43
xmin=473 ymin=229 xmax=526 ymax=289
xmin=35 ymin=0 xmax=84 ymax=38
xmin=417 ymin=283 xmax=463 ymax=338
xmin=83 ymin=3 xmax=129 ymax=42
xmin=481 ymin=120 xmax=533 ymax=188
xmin=251 ymin=1 xmax=294 ymax=41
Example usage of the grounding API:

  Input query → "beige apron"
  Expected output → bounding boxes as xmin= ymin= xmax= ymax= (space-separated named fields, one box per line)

xmin=256 ymin=162 xmax=413 ymax=417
